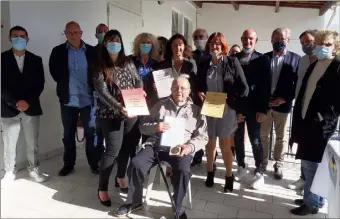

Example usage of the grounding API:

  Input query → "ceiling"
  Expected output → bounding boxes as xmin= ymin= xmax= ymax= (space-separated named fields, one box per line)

xmin=191 ymin=1 xmax=340 ymax=15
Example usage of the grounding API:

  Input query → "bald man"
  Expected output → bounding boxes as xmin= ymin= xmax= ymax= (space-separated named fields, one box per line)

xmin=233 ymin=28 xmax=271 ymax=189
xmin=94 ymin=23 xmax=109 ymax=50
xmin=49 ymin=21 xmax=100 ymax=176
xmin=115 ymin=77 xmax=208 ymax=219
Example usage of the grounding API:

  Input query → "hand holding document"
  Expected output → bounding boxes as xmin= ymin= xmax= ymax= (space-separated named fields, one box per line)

xmin=160 ymin=116 xmax=186 ymax=155
xmin=152 ymin=68 xmax=174 ymax=98
xmin=121 ymin=88 xmax=149 ymax=116
xmin=201 ymin=92 xmax=227 ymax=118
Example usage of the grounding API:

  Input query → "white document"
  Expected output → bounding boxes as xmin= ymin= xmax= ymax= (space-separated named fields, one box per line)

xmin=152 ymin=68 xmax=174 ymax=98
xmin=160 ymin=116 xmax=186 ymax=147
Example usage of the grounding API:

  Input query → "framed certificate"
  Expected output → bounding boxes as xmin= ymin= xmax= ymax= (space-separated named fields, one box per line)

xmin=201 ymin=92 xmax=227 ymax=118
xmin=121 ymin=88 xmax=149 ymax=116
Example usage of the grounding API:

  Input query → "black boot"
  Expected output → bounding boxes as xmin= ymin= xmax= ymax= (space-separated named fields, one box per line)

xmin=205 ymin=171 xmax=215 ymax=187
xmin=224 ymin=175 xmax=234 ymax=193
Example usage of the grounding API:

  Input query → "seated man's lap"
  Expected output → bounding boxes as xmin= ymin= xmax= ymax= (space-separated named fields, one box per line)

xmin=158 ymin=151 xmax=192 ymax=173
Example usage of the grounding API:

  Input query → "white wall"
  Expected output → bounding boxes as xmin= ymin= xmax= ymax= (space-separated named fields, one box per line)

xmin=1 ymin=0 xmax=196 ymax=171
xmin=198 ymin=3 xmax=340 ymax=55
xmin=108 ymin=1 xmax=197 ymax=54
xmin=1 ymin=0 xmax=107 ymax=171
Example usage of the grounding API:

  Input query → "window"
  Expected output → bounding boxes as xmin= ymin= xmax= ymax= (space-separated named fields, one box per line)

xmin=183 ymin=16 xmax=192 ymax=42
xmin=172 ymin=10 xmax=180 ymax=36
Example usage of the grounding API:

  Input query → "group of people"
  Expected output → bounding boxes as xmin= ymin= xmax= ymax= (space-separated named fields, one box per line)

xmin=1 ymin=20 xmax=340 ymax=219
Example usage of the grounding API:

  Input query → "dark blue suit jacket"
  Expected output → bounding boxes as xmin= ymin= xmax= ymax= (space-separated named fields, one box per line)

xmin=263 ymin=51 xmax=301 ymax=113
xmin=234 ymin=50 xmax=271 ymax=115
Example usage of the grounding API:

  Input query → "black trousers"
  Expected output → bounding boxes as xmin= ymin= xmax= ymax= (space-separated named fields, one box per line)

xmin=234 ymin=112 xmax=264 ymax=174
xmin=98 ymin=117 xmax=139 ymax=191
xmin=126 ymin=146 xmax=192 ymax=216
xmin=60 ymin=104 xmax=100 ymax=169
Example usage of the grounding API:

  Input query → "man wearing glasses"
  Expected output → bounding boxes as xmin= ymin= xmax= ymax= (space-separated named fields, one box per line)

xmin=49 ymin=21 xmax=99 ymax=176
xmin=260 ymin=28 xmax=301 ymax=179
xmin=192 ymin=28 xmax=209 ymax=67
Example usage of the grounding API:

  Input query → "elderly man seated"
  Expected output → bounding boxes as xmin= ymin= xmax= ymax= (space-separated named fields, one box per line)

xmin=114 ymin=76 xmax=208 ymax=219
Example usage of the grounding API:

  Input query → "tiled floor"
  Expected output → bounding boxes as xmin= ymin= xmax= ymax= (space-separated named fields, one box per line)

xmin=1 ymin=144 xmax=328 ymax=219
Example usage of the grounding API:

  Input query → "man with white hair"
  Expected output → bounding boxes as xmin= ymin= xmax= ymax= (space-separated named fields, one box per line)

xmin=192 ymin=28 xmax=209 ymax=66
xmin=114 ymin=76 xmax=208 ymax=219
xmin=260 ymin=28 xmax=301 ymax=179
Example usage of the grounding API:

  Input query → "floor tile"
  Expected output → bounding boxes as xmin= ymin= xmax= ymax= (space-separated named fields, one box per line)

xmin=204 ymin=201 xmax=238 ymax=218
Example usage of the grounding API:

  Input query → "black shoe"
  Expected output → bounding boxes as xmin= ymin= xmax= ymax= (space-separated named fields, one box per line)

xmin=205 ymin=171 xmax=215 ymax=187
xmin=191 ymin=158 xmax=203 ymax=167
xmin=91 ymin=167 xmax=99 ymax=174
xmin=115 ymin=203 xmax=143 ymax=217
xmin=274 ymin=167 xmax=283 ymax=180
xmin=58 ymin=166 xmax=74 ymax=176
xmin=224 ymin=175 xmax=234 ymax=193
xmin=178 ymin=212 xmax=188 ymax=219
xmin=290 ymin=204 xmax=319 ymax=216
xmin=294 ymin=199 xmax=324 ymax=208
xmin=115 ymin=177 xmax=129 ymax=194
xmin=97 ymin=189 xmax=111 ymax=207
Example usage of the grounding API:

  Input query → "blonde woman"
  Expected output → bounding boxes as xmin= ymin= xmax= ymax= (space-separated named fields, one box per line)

xmin=290 ymin=29 xmax=340 ymax=216
xmin=129 ymin=33 xmax=159 ymax=108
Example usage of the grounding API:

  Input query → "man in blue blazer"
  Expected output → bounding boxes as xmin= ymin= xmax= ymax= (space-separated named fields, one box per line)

xmin=260 ymin=28 xmax=300 ymax=179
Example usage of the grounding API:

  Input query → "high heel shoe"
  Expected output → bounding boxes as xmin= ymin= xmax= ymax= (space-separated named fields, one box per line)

xmin=224 ymin=174 xmax=234 ymax=193
xmin=205 ymin=171 xmax=215 ymax=187
xmin=97 ymin=189 xmax=111 ymax=207
xmin=115 ymin=177 xmax=129 ymax=194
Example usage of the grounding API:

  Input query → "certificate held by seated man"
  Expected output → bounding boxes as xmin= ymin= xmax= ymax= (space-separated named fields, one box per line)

xmin=160 ymin=116 xmax=186 ymax=155
xmin=201 ymin=92 xmax=227 ymax=118
xmin=121 ymin=88 xmax=149 ymax=116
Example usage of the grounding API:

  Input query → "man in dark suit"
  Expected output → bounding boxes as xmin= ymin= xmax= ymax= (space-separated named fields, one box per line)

xmin=192 ymin=28 xmax=209 ymax=69
xmin=260 ymin=28 xmax=301 ymax=179
xmin=233 ymin=29 xmax=271 ymax=189
xmin=1 ymin=26 xmax=46 ymax=184
xmin=94 ymin=23 xmax=109 ymax=52
xmin=91 ymin=23 xmax=109 ymax=166
xmin=49 ymin=21 xmax=99 ymax=176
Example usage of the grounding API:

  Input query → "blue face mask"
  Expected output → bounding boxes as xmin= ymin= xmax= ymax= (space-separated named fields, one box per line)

xmin=243 ymin=47 xmax=253 ymax=54
xmin=97 ymin=33 xmax=105 ymax=44
xmin=11 ymin=37 xmax=27 ymax=51
xmin=272 ymin=41 xmax=286 ymax=52
xmin=314 ymin=45 xmax=330 ymax=60
xmin=140 ymin=44 xmax=152 ymax=54
xmin=106 ymin=42 xmax=121 ymax=54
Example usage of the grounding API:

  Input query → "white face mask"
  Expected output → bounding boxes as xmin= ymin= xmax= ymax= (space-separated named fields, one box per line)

xmin=194 ymin=40 xmax=207 ymax=51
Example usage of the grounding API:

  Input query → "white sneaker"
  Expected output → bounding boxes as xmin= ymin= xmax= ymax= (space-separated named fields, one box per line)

xmin=29 ymin=168 xmax=47 ymax=183
xmin=288 ymin=178 xmax=305 ymax=190
xmin=1 ymin=171 xmax=16 ymax=188
xmin=249 ymin=173 xmax=264 ymax=190
xmin=234 ymin=165 xmax=247 ymax=182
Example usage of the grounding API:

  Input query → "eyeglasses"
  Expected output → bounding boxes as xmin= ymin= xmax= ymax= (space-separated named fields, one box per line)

xmin=65 ymin=30 xmax=82 ymax=36
xmin=171 ymin=86 xmax=189 ymax=92
xmin=241 ymin=37 xmax=255 ymax=41
xmin=193 ymin=35 xmax=206 ymax=40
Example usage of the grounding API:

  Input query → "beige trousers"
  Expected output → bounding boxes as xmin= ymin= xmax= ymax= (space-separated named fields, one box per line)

xmin=260 ymin=109 xmax=289 ymax=168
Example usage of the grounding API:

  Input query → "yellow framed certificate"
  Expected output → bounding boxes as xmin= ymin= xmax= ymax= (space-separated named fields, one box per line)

xmin=201 ymin=92 xmax=227 ymax=118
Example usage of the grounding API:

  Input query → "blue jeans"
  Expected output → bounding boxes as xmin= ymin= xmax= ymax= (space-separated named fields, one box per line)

xmin=301 ymin=160 xmax=325 ymax=207
xmin=235 ymin=112 xmax=264 ymax=174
